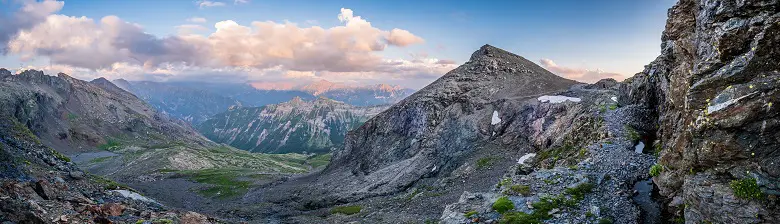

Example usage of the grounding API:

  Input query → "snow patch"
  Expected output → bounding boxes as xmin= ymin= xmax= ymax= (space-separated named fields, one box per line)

xmin=491 ymin=111 xmax=501 ymax=125
xmin=538 ymin=95 xmax=582 ymax=103
xmin=611 ymin=97 xmax=618 ymax=102
xmin=517 ymin=153 xmax=536 ymax=165
xmin=111 ymin=190 xmax=156 ymax=203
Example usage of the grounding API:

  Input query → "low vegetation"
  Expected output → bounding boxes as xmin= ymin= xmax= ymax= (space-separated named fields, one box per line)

xmin=464 ymin=210 xmax=478 ymax=218
xmin=504 ymin=184 xmax=531 ymax=196
xmin=178 ymin=169 xmax=253 ymax=199
xmin=476 ymin=157 xmax=497 ymax=169
xmin=92 ymin=175 xmax=133 ymax=191
xmin=307 ymin=153 xmax=332 ymax=169
xmin=499 ymin=182 xmax=594 ymax=223
xmin=492 ymin=196 xmax=514 ymax=214
xmin=98 ymin=139 xmax=122 ymax=151
xmin=649 ymin=164 xmax=663 ymax=177
xmin=330 ymin=205 xmax=362 ymax=215
xmin=625 ymin=125 xmax=640 ymax=142
xmin=730 ymin=178 xmax=763 ymax=200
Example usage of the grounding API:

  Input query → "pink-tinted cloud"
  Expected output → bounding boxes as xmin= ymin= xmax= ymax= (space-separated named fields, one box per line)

xmin=539 ymin=59 xmax=625 ymax=83
xmin=4 ymin=3 xmax=449 ymax=87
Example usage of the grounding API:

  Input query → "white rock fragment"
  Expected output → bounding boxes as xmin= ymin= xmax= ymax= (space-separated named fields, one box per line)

xmin=491 ymin=111 xmax=502 ymax=125
xmin=611 ymin=96 xmax=618 ymax=102
xmin=537 ymin=95 xmax=582 ymax=104
xmin=111 ymin=190 xmax=156 ymax=203
xmin=707 ymin=94 xmax=751 ymax=114
xmin=517 ymin=153 xmax=536 ymax=165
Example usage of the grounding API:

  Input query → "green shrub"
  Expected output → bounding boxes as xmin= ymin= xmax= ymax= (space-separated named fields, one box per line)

xmin=625 ymin=125 xmax=640 ymax=142
xmin=464 ymin=210 xmax=478 ymax=218
xmin=330 ymin=205 xmax=362 ymax=215
xmin=476 ymin=157 xmax=496 ymax=169
xmin=730 ymin=178 xmax=763 ymax=200
xmin=564 ymin=182 xmax=594 ymax=200
xmin=500 ymin=212 xmax=540 ymax=224
xmin=649 ymin=164 xmax=663 ymax=177
xmin=599 ymin=218 xmax=614 ymax=224
xmin=505 ymin=184 xmax=531 ymax=196
xmin=492 ymin=197 xmax=514 ymax=214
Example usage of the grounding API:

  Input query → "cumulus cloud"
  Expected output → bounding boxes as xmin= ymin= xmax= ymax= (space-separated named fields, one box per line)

xmin=187 ymin=17 xmax=207 ymax=23
xmin=539 ymin=59 xmax=625 ymax=83
xmin=386 ymin=29 xmax=424 ymax=46
xmin=0 ymin=0 xmax=64 ymax=53
xmin=3 ymin=3 xmax=446 ymax=87
xmin=197 ymin=0 xmax=225 ymax=8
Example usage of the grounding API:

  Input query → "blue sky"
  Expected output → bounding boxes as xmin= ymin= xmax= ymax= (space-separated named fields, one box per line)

xmin=0 ymin=0 xmax=677 ymax=88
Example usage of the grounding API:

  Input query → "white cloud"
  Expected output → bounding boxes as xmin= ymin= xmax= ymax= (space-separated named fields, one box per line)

xmin=234 ymin=0 xmax=249 ymax=4
xmin=3 ymin=3 xmax=448 ymax=88
xmin=539 ymin=59 xmax=625 ymax=83
xmin=186 ymin=17 xmax=207 ymax=23
xmin=197 ymin=0 xmax=226 ymax=8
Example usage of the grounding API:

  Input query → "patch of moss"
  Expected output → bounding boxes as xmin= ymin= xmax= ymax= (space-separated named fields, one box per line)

xmin=92 ymin=175 xmax=133 ymax=191
xmin=89 ymin=156 xmax=116 ymax=164
xmin=180 ymin=169 xmax=252 ymax=199
xmin=98 ymin=139 xmax=122 ymax=151
xmin=653 ymin=142 xmax=663 ymax=157
xmin=649 ymin=164 xmax=663 ymax=177
xmin=476 ymin=157 xmax=497 ymax=169
xmin=505 ymin=184 xmax=531 ymax=196
xmin=492 ymin=196 xmax=514 ymax=214
xmin=152 ymin=219 xmax=173 ymax=224
xmin=330 ymin=205 xmax=362 ymax=215
xmin=625 ymin=125 xmax=640 ymax=142
xmin=306 ymin=153 xmax=332 ymax=169
xmin=497 ymin=178 xmax=512 ymax=187
xmin=730 ymin=178 xmax=763 ymax=200
xmin=499 ymin=212 xmax=541 ymax=224
xmin=50 ymin=149 xmax=71 ymax=162
xmin=599 ymin=218 xmax=614 ymax=224
xmin=464 ymin=210 xmax=478 ymax=218
xmin=564 ymin=182 xmax=594 ymax=200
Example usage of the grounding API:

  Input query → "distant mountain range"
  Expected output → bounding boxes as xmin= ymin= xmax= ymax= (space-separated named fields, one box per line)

xmin=114 ymin=79 xmax=413 ymax=124
xmin=197 ymin=97 xmax=388 ymax=154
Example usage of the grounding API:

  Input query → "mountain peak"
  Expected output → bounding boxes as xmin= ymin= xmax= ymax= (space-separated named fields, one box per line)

xmin=468 ymin=44 xmax=530 ymax=64
xmin=0 ymin=68 xmax=10 ymax=78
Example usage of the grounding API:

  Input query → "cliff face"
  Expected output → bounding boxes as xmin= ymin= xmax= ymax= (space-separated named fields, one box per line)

xmin=197 ymin=97 xmax=387 ymax=154
xmin=626 ymin=0 xmax=780 ymax=222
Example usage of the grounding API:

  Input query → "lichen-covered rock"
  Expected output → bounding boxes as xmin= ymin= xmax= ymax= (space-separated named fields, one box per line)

xmin=625 ymin=0 xmax=780 ymax=222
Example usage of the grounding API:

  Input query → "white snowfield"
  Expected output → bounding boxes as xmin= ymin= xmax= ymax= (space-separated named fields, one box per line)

xmin=491 ymin=111 xmax=502 ymax=125
xmin=538 ymin=95 xmax=582 ymax=103
xmin=517 ymin=153 xmax=536 ymax=165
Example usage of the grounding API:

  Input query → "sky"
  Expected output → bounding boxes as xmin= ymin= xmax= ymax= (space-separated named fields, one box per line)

xmin=0 ymin=0 xmax=677 ymax=89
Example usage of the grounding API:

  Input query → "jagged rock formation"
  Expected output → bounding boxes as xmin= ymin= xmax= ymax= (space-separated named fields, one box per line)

xmin=197 ymin=97 xmax=387 ymax=154
xmin=624 ymin=0 xmax=780 ymax=223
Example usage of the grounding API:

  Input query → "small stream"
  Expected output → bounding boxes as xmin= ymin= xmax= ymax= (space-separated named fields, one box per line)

xmin=633 ymin=178 xmax=661 ymax=224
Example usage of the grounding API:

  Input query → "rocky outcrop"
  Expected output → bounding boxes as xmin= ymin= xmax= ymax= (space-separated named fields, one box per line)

xmin=0 ymin=113 xmax=216 ymax=223
xmin=197 ymin=97 xmax=387 ymax=154
xmin=625 ymin=0 xmax=780 ymax=223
